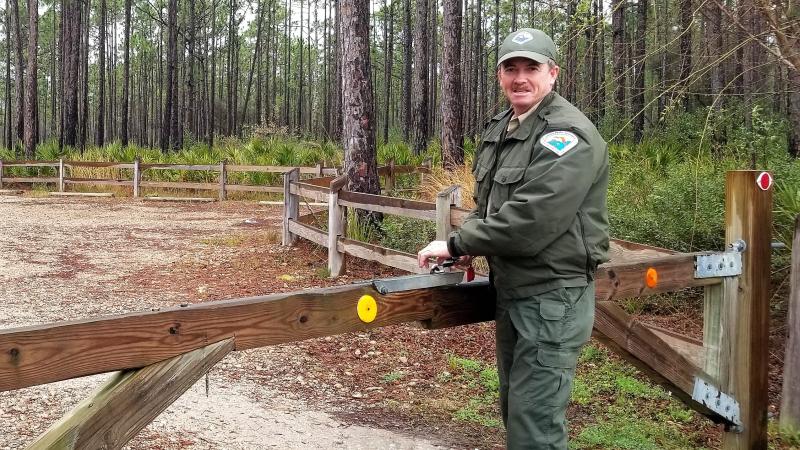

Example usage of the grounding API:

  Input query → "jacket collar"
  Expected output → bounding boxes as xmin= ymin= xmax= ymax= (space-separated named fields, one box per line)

xmin=482 ymin=109 xmax=514 ymax=142
xmin=483 ymin=92 xmax=558 ymax=143
xmin=508 ymin=91 xmax=558 ymax=141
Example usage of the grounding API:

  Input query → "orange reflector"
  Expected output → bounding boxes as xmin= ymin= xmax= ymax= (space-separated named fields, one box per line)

xmin=645 ymin=268 xmax=658 ymax=288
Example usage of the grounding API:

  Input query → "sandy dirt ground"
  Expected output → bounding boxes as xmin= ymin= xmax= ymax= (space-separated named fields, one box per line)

xmin=0 ymin=195 xmax=472 ymax=450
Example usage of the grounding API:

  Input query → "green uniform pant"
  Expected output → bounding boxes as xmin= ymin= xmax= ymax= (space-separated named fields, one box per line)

xmin=495 ymin=284 xmax=595 ymax=450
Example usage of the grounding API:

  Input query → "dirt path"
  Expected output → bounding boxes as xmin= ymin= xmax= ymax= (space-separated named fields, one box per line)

xmin=0 ymin=195 xmax=467 ymax=449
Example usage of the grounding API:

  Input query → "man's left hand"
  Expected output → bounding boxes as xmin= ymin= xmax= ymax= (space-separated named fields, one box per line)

xmin=417 ymin=240 xmax=452 ymax=268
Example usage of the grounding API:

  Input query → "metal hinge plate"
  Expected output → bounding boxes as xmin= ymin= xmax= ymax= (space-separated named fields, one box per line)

xmin=692 ymin=378 xmax=742 ymax=429
xmin=372 ymin=272 xmax=466 ymax=294
xmin=695 ymin=252 xmax=742 ymax=278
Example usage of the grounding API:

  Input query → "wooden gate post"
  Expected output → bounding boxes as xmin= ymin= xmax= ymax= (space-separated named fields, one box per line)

xmin=58 ymin=159 xmax=65 ymax=192
xmin=328 ymin=174 xmax=348 ymax=277
xmin=0 ymin=160 xmax=4 ymax=189
xmin=780 ymin=215 xmax=800 ymax=433
xmin=717 ymin=170 xmax=772 ymax=448
xmin=133 ymin=157 xmax=140 ymax=198
xmin=218 ymin=160 xmax=227 ymax=200
xmin=436 ymin=185 xmax=461 ymax=241
xmin=282 ymin=168 xmax=300 ymax=246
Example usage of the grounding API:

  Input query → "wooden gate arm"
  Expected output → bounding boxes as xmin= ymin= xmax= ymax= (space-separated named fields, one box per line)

xmin=0 ymin=281 xmax=493 ymax=392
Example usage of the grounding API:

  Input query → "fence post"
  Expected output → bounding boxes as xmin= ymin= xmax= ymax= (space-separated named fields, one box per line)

xmin=58 ymin=159 xmax=64 ymax=192
xmin=133 ymin=158 xmax=140 ymax=198
xmin=384 ymin=159 xmax=395 ymax=193
xmin=420 ymin=158 xmax=431 ymax=185
xmin=436 ymin=185 xmax=461 ymax=241
xmin=780 ymin=215 xmax=800 ymax=433
xmin=218 ymin=160 xmax=227 ymax=201
xmin=0 ymin=160 xmax=4 ymax=189
xmin=282 ymin=168 xmax=300 ymax=246
xmin=316 ymin=163 xmax=323 ymax=177
xmin=714 ymin=171 xmax=772 ymax=449
xmin=328 ymin=174 xmax=348 ymax=277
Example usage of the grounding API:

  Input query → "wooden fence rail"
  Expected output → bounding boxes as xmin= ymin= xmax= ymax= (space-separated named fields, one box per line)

xmin=0 ymin=159 xmax=340 ymax=200
xmin=0 ymin=159 xmax=430 ymax=201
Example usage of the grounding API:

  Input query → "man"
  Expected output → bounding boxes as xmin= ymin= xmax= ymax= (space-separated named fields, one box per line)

xmin=417 ymin=28 xmax=609 ymax=449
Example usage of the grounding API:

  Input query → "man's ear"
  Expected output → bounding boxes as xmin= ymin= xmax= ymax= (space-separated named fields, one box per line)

xmin=550 ymin=65 xmax=560 ymax=80
xmin=549 ymin=65 xmax=560 ymax=87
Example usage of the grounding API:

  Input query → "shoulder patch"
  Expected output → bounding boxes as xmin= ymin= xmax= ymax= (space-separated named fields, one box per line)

xmin=539 ymin=131 xmax=579 ymax=156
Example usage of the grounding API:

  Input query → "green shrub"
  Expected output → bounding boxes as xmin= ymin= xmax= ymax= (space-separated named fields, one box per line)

xmin=378 ymin=216 xmax=435 ymax=254
xmin=608 ymin=154 xmax=728 ymax=252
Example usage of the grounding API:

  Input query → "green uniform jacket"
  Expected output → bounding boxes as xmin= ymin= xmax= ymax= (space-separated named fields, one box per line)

xmin=448 ymin=92 xmax=610 ymax=299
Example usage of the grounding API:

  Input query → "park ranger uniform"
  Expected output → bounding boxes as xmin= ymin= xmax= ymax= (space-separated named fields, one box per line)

xmin=446 ymin=30 xmax=610 ymax=450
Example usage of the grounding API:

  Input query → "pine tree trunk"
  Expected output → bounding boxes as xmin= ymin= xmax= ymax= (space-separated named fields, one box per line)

xmin=49 ymin=6 xmax=57 ymax=139
xmin=401 ymin=0 xmax=411 ymax=142
xmin=161 ymin=0 xmax=178 ymax=151
xmin=5 ymin=0 xmax=12 ymax=149
xmin=428 ymin=0 xmax=438 ymax=137
xmin=564 ymin=0 xmax=577 ymax=104
xmin=597 ymin=0 xmax=605 ymax=120
xmin=411 ymin=0 xmax=429 ymax=154
xmin=241 ymin=0 xmax=264 ymax=133
xmin=679 ymin=0 xmax=692 ymax=108
xmin=11 ymin=0 xmax=25 ymax=148
xmin=121 ymin=0 xmax=131 ymax=145
xmin=632 ymin=0 xmax=647 ymax=142
xmin=61 ymin=0 xmax=80 ymax=148
xmin=340 ymin=0 xmax=380 ymax=195
xmin=78 ymin=0 xmax=88 ymax=149
xmin=209 ymin=0 xmax=216 ymax=145
xmin=331 ymin=0 xmax=343 ymax=141
xmin=492 ymin=0 xmax=499 ymax=111
xmin=185 ymin=0 xmax=196 ymax=140
xmin=96 ymin=0 xmax=106 ymax=146
xmin=705 ymin=1 xmax=723 ymax=109
xmin=23 ymin=0 xmax=37 ymax=158
xmin=788 ymin=69 xmax=800 ymax=158
xmin=441 ymin=0 xmax=463 ymax=169
xmin=227 ymin=0 xmax=236 ymax=135
xmin=511 ymin=0 xmax=517 ymax=29
xmin=382 ymin=0 xmax=394 ymax=144
xmin=474 ymin=0 xmax=483 ymax=124
xmin=612 ymin=0 xmax=626 ymax=115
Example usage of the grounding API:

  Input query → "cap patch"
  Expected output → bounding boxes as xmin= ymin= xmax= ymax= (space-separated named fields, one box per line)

xmin=540 ymin=131 xmax=579 ymax=156
xmin=512 ymin=31 xmax=534 ymax=45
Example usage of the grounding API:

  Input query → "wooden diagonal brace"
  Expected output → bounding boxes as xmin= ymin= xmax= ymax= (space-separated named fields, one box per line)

xmin=26 ymin=338 xmax=234 ymax=450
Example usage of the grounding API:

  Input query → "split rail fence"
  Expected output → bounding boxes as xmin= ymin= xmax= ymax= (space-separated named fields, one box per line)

xmin=0 ymin=169 xmax=775 ymax=449
xmin=281 ymin=169 xmax=775 ymax=449
xmin=0 ymin=159 xmax=430 ymax=200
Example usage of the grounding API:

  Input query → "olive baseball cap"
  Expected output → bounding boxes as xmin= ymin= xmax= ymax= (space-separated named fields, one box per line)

xmin=497 ymin=28 xmax=558 ymax=67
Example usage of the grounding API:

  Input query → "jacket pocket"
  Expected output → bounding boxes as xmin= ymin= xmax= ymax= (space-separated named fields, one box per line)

xmin=489 ymin=166 xmax=526 ymax=212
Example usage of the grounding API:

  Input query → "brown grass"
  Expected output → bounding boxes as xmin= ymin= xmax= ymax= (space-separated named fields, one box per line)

xmin=418 ymin=157 xmax=476 ymax=209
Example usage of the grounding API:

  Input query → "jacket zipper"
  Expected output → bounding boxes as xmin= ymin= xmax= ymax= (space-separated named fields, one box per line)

xmin=577 ymin=212 xmax=592 ymax=281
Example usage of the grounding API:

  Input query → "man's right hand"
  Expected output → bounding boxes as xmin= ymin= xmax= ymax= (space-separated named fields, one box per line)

xmin=454 ymin=255 xmax=473 ymax=268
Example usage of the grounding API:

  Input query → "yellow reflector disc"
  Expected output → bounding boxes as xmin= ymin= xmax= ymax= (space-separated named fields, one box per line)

xmin=357 ymin=295 xmax=378 ymax=323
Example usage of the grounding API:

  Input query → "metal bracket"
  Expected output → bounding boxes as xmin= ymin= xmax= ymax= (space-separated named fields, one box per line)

xmin=692 ymin=378 xmax=742 ymax=429
xmin=372 ymin=272 xmax=465 ymax=294
xmin=695 ymin=252 xmax=742 ymax=278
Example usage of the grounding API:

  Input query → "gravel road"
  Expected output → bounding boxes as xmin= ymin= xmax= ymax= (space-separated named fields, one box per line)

xmin=0 ymin=195 xmax=451 ymax=450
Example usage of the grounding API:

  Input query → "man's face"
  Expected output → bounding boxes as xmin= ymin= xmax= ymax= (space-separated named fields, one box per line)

xmin=497 ymin=57 xmax=559 ymax=115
